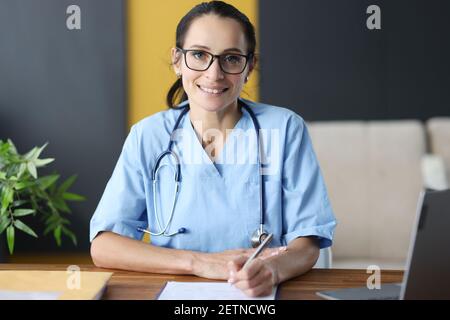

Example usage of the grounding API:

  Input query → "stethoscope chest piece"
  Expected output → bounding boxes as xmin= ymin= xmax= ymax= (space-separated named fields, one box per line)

xmin=251 ymin=226 xmax=270 ymax=248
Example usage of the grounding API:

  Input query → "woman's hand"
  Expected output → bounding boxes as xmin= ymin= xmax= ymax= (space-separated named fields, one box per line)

xmin=227 ymin=253 xmax=284 ymax=297
xmin=192 ymin=247 xmax=286 ymax=280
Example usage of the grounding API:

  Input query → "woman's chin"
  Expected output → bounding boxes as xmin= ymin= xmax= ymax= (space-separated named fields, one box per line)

xmin=195 ymin=97 xmax=236 ymax=113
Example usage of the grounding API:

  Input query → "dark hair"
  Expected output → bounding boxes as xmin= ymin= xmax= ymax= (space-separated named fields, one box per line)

xmin=166 ymin=1 xmax=257 ymax=108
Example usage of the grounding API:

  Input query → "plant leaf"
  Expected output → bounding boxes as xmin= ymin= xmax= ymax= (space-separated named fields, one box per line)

xmin=13 ymin=208 xmax=35 ymax=217
xmin=7 ymin=225 xmax=14 ymax=254
xmin=61 ymin=226 xmax=77 ymax=246
xmin=18 ymin=163 xmax=27 ymax=178
xmin=14 ymin=219 xmax=38 ymax=238
xmin=1 ymin=186 xmax=14 ymax=209
xmin=24 ymin=143 xmax=48 ymax=161
xmin=0 ymin=217 xmax=10 ymax=234
xmin=62 ymin=192 xmax=85 ymax=201
xmin=54 ymin=225 xmax=62 ymax=246
xmin=36 ymin=174 xmax=59 ymax=190
xmin=7 ymin=139 xmax=18 ymax=154
xmin=27 ymin=162 xmax=37 ymax=179
xmin=33 ymin=143 xmax=49 ymax=161
xmin=14 ymin=180 xmax=35 ymax=190
xmin=52 ymin=198 xmax=71 ymax=213
xmin=12 ymin=199 xmax=28 ymax=207
xmin=57 ymin=175 xmax=77 ymax=195
xmin=45 ymin=214 xmax=59 ymax=225
xmin=34 ymin=158 xmax=54 ymax=168
xmin=43 ymin=222 xmax=57 ymax=236
xmin=23 ymin=146 xmax=38 ymax=161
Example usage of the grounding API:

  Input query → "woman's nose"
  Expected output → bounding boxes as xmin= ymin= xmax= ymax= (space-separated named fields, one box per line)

xmin=205 ymin=58 xmax=225 ymax=80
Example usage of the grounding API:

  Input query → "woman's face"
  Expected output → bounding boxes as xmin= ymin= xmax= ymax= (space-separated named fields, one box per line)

xmin=172 ymin=14 xmax=254 ymax=113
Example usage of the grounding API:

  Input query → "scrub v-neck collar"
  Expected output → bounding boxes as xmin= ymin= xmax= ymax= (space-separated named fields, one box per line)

xmin=183 ymin=106 xmax=248 ymax=178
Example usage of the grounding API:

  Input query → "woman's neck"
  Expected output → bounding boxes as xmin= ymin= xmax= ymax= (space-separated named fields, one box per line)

xmin=189 ymin=100 xmax=242 ymax=161
xmin=189 ymin=100 xmax=242 ymax=137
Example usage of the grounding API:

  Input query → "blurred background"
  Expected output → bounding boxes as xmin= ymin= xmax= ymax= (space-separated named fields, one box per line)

xmin=0 ymin=0 xmax=449 ymax=269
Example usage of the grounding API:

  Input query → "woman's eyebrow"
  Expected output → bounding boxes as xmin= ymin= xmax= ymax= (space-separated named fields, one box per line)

xmin=188 ymin=44 xmax=244 ymax=54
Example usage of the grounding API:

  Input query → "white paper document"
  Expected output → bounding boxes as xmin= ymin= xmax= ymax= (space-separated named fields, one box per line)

xmin=157 ymin=281 xmax=277 ymax=300
xmin=0 ymin=290 xmax=61 ymax=300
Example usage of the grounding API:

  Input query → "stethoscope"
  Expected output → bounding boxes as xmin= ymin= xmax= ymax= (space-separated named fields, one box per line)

xmin=137 ymin=100 xmax=269 ymax=248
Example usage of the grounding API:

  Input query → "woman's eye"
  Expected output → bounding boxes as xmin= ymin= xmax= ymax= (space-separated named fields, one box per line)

xmin=192 ymin=51 xmax=205 ymax=59
xmin=224 ymin=55 xmax=242 ymax=64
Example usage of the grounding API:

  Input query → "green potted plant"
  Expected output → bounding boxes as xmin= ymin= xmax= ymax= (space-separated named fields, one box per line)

xmin=0 ymin=139 xmax=85 ymax=255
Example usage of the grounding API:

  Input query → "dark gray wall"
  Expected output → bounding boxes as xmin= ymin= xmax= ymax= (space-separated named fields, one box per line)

xmin=0 ymin=0 xmax=126 ymax=253
xmin=259 ymin=0 xmax=450 ymax=121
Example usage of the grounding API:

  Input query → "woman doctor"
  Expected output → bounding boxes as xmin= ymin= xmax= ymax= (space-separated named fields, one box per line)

xmin=90 ymin=1 xmax=337 ymax=297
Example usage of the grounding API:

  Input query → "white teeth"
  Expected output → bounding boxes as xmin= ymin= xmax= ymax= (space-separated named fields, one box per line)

xmin=199 ymin=86 xmax=226 ymax=94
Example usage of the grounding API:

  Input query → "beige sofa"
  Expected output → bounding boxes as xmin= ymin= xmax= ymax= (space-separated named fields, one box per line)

xmin=308 ymin=118 xmax=450 ymax=270
xmin=427 ymin=118 xmax=450 ymax=185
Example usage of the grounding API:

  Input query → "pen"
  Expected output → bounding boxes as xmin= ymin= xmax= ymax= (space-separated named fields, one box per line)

xmin=242 ymin=233 xmax=273 ymax=269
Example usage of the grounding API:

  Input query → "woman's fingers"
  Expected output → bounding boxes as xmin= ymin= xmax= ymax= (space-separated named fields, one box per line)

xmin=220 ymin=246 xmax=286 ymax=282
xmin=227 ymin=257 xmax=248 ymax=284
xmin=227 ymin=255 xmax=247 ymax=275
xmin=243 ymin=281 xmax=274 ymax=297
xmin=233 ymin=266 xmax=273 ymax=290
xmin=226 ymin=256 xmax=278 ymax=297
xmin=228 ymin=257 xmax=263 ymax=284
xmin=233 ymin=263 xmax=275 ymax=297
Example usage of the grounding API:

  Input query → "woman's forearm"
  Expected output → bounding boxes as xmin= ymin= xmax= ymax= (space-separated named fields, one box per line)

xmin=90 ymin=232 xmax=318 ymax=283
xmin=266 ymin=237 xmax=320 ymax=284
xmin=90 ymin=231 xmax=196 ymax=275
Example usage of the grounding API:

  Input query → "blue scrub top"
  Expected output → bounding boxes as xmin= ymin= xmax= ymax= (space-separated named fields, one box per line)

xmin=90 ymin=98 xmax=337 ymax=252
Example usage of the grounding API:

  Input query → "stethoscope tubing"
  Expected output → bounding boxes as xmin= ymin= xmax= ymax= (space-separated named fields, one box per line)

xmin=145 ymin=100 xmax=267 ymax=239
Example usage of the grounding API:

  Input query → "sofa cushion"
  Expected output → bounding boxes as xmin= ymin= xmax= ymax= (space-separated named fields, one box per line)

xmin=308 ymin=122 xmax=369 ymax=258
xmin=426 ymin=117 xmax=450 ymax=183
xmin=366 ymin=121 xmax=425 ymax=260
xmin=308 ymin=120 xmax=425 ymax=263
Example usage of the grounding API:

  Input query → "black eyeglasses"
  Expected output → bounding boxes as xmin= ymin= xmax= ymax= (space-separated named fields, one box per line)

xmin=176 ymin=47 xmax=252 ymax=75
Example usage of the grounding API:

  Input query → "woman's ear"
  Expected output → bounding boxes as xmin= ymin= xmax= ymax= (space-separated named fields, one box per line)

xmin=171 ymin=47 xmax=182 ymax=75
xmin=248 ymin=55 xmax=257 ymax=74
xmin=246 ymin=55 xmax=257 ymax=81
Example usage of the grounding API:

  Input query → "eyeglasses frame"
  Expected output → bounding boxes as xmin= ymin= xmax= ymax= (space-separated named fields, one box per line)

xmin=175 ymin=47 xmax=254 ymax=75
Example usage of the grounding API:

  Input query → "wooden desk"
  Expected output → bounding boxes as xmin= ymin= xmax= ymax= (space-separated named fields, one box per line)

xmin=0 ymin=264 xmax=403 ymax=300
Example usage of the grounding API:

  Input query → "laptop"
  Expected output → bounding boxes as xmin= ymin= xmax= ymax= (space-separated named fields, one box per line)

xmin=317 ymin=189 xmax=450 ymax=300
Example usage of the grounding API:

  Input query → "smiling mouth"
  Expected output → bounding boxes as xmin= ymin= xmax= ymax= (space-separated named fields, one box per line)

xmin=197 ymin=85 xmax=229 ymax=95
